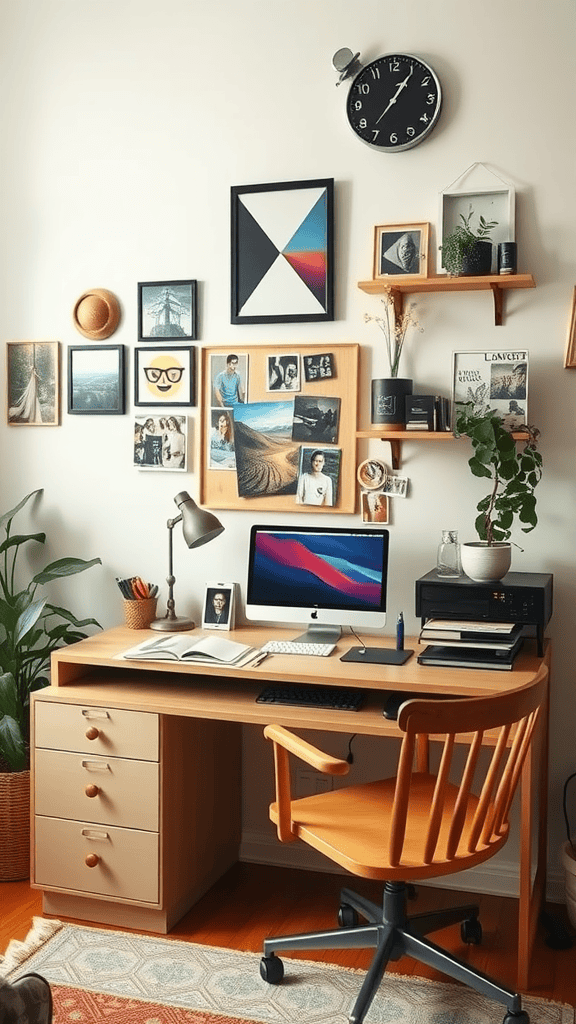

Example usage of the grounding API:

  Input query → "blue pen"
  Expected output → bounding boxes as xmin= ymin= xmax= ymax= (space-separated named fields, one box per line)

xmin=396 ymin=612 xmax=404 ymax=651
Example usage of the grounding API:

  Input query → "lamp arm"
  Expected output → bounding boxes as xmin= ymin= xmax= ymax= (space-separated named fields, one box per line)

xmin=164 ymin=514 xmax=183 ymax=622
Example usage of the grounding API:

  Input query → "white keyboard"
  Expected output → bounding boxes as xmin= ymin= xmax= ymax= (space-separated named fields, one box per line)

xmin=260 ymin=640 xmax=336 ymax=657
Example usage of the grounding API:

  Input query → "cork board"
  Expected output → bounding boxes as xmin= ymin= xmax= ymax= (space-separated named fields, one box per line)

xmin=200 ymin=343 xmax=359 ymax=513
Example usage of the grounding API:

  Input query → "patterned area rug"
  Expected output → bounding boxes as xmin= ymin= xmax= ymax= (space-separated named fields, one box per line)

xmin=1 ymin=918 xmax=573 ymax=1024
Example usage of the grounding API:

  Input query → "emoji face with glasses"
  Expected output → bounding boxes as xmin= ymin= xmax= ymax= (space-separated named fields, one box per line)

xmin=143 ymin=354 xmax=186 ymax=400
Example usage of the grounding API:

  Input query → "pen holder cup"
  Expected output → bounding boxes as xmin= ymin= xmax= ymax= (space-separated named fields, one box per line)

xmin=124 ymin=597 xmax=158 ymax=629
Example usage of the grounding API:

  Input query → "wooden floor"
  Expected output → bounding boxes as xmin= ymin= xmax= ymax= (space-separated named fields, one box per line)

xmin=1 ymin=864 xmax=574 ymax=1007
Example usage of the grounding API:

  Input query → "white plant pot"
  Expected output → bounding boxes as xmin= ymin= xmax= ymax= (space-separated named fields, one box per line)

xmin=460 ymin=541 xmax=512 ymax=583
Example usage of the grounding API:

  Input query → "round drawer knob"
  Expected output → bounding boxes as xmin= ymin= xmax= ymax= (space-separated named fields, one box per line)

xmin=85 ymin=727 xmax=100 ymax=740
xmin=85 ymin=853 xmax=99 ymax=868
xmin=84 ymin=784 xmax=100 ymax=798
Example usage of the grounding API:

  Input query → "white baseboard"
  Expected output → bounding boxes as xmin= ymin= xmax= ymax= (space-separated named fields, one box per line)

xmin=239 ymin=830 xmax=566 ymax=905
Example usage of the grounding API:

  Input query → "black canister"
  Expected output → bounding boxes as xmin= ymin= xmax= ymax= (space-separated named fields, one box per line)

xmin=498 ymin=241 xmax=517 ymax=275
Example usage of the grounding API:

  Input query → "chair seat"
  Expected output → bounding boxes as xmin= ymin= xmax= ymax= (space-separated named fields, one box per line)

xmin=270 ymin=773 xmax=508 ymax=880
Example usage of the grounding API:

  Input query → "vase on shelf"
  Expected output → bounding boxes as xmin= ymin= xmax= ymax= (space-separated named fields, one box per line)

xmin=371 ymin=378 xmax=412 ymax=431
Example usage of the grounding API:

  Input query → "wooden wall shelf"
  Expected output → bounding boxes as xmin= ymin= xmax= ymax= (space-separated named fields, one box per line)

xmin=358 ymin=273 xmax=535 ymax=326
xmin=356 ymin=429 xmax=526 ymax=470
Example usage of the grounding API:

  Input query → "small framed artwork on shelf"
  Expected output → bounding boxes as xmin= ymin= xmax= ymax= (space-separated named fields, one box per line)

xmin=564 ymin=286 xmax=576 ymax=368
xmin=231 ymin=177 xmax=334 ymax=324
xmin=134 ymin=346 xmax=195 ymax=407
xmin=373 ymin=222 xmax=430 ymax=280
xmin=202 ymin=583 xmax=237 ymax=630
xmin=68 ymin=345 xmax=125 ymax=415
xmin=7 ymin=340 xmax=60 ymax=426
xmin=138 ymin=280 xmax=198 ymax=342
xmin=452 ymin=349 xmax=528 ymax=431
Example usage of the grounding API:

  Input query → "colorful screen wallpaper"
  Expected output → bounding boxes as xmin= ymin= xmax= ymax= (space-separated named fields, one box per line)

xmin=248 ymin=530 xmax=387 ymax=611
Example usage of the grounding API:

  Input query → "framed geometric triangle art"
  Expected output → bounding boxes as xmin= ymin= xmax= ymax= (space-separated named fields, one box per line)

xmin=231 ymin=178 xmax=334 ymax=324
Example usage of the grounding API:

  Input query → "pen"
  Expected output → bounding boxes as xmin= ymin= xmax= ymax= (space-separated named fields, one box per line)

xmin=396 ymin=612 xmax=404 ymax=651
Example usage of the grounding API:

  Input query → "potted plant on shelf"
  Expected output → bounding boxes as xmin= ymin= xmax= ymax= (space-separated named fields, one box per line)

xmin=0 ymin=489 xmax=102 ymax=880
xmin=454 ymin=404 xmax=542 ymax=582
xmin=364 ymin=291 xmax=423 ymax=430
xmin=441 ymin=205 xmax=498 ymax=276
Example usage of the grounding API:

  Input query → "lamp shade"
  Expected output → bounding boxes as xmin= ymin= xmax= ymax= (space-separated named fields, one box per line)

xmin=174 ymin=492 xmax=224 ymax=548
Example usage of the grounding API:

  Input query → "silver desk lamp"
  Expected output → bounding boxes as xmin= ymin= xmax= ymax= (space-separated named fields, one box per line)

xmin=150 ymin=491 xmax=224 ymax=631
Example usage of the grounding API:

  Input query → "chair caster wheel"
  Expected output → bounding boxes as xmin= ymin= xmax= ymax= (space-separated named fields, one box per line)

xmin=461 ymin=916 xmax=482 ymax=944
xmin=503 ymin=1012 xmax=529 ymax=1024
xmin=338 ymin=903 xmax=359 ymax=928
xmin=260 ymin=955 xmax=284 ymax=985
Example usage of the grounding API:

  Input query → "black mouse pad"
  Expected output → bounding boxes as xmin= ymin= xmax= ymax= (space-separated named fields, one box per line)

xmin=340 ymin=647 xmax=413 ymax=665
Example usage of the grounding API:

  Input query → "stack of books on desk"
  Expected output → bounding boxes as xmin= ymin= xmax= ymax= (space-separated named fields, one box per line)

xmin=417 ymin=619 xmax=524 ymax=670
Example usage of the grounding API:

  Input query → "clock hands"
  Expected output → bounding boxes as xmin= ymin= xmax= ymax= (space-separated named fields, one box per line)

xmin=375 ymin=65 xmax=414 ymax=124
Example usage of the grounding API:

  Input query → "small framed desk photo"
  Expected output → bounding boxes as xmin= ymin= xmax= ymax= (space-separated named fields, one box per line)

xmin=202 ymin=583 xmax=237 ymax=630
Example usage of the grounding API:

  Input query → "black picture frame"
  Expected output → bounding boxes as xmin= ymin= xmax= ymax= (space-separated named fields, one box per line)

xmin=138 ymin=280 xmax=198 ymax=342
xmin=134 ymin=345 xmax=195 ymax=407
xmin=231 ymin=178 xmax=334 ymax=325
xmin=68 ymin=344 xmax=125 ymax=415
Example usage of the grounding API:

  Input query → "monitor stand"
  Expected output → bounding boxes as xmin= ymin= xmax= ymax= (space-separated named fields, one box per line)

xmin=292 ymin=624 xmax=342 ymax=645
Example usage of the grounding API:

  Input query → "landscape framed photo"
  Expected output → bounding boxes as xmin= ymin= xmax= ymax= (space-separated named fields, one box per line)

xmin=373 ymin=222 xmax=429 ymax=279
xmin=134 ymin=346 xmax=195 ymax=407
xmin=68 ymin=345 xmax=125 ymax=415
xmin=138 ymin=280 xmax=198 ymax=342
xmin=231 ymin=178 xmax=334 ymax=324
xmin=7 ymin=340 xmax=60 ymax=426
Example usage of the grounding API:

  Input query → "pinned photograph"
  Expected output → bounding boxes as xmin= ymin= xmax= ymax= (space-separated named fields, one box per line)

xmin=292 ymin=395 xmax=340 ymax=443
xmin=296 ymin=447 xmax=341 ymax=507
xmin=381 ymin=474 xmax=409 ymax=498
xmin=361 ymin=490 xmax=389 ymax=524
xmin=232 ymin=401 xmax=298 ymax=498
xmin=209 ymin=408 xmax=236 ymax=470
xmin=210 ymin=352 xmax=248 ymax=407
xmin=266 ymin=354 xmax=301 ymax=392
xmin=302 ymin=352 xmax=335 ymax=382
xmin=134 ymin=415 xmax=187 ymax=470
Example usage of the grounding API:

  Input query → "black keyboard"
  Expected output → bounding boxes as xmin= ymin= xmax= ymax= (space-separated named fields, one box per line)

xmin=256 ymin=683 xmax=366 ymax=711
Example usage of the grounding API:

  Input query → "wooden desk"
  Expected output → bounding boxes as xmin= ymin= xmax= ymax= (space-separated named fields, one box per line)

xmin=31 ymin=625 xmax=550 ymax=991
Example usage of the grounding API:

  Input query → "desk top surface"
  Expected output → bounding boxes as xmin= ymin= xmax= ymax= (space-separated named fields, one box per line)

xmin=37 ymin=625 xmax=550 ymax=738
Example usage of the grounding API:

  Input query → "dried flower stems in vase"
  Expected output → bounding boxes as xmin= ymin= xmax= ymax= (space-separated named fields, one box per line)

xmin=365 ymin=291 xmax=423 ymax=429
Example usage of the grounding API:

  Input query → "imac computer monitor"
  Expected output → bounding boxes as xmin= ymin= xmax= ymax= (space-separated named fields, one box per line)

xmin=246 ymin=524 xmax=389 ymax=644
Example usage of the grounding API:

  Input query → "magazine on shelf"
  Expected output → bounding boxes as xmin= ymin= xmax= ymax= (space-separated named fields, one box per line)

xmin=452 ymin=349 xmax=528 ymax=432
xmin=419 ymin=620 xmax=523 ymax=646
xmin=417 ymin=640 xmax=523 ymax=671
xmin=122 ymin=633 xmax=259 ymax=667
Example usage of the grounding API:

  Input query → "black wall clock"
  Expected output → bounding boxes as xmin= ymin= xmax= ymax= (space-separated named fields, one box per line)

xmin=333 ymin=49 xmax=442 ymax=152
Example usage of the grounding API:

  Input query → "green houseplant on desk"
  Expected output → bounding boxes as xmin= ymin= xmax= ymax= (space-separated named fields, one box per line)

xmin=455 ymin=404 xmax=542 ymax=582
xmin=0 ymin=489 xmax=101 ymax=879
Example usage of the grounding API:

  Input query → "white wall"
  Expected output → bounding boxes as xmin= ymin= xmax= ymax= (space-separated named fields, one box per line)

xmin=1 ymin=0 xmax=575 ymax=900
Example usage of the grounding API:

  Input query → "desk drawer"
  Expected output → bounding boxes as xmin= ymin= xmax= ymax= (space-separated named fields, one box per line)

xmin=34 ymin=816 xmax=159 ymax=903
xmin=35 ymin=748 xmax=159 ymax=831
xmin=35 ymin=702 xmax=159 ymax=760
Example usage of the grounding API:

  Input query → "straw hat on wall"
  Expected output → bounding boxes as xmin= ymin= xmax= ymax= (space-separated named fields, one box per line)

xmin=73 ymin=288 xmax=121 ymax=340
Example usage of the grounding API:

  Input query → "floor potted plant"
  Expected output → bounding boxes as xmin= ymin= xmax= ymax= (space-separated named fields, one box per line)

xmin=364 ymin=291 xmax=423 ymax=430
xmin=454 ymin=404 xmax=542 ymax=582
xmin=0 ymin=489 xmax=101 ymax=880
xmin=441 ymin=205 xmax=498 ymax=276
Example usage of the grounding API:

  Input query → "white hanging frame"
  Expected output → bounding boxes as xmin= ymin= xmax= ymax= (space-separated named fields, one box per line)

xmin=439 ymin=162 xmax=515 ymax=274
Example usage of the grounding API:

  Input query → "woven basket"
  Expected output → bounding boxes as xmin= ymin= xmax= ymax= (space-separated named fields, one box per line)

xmin=124 ymin=597 xmax=158 ymax=629
xmin=0 ymin=770 xmax=31 ymax=880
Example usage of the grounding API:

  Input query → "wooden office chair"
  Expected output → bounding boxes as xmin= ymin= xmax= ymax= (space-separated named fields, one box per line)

xmin=260 ymin=665 xmax=548 ymax=1024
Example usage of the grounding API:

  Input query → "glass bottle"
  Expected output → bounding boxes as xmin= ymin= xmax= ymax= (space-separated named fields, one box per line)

xmin=436 ymin=530 xmax=462 ymax=577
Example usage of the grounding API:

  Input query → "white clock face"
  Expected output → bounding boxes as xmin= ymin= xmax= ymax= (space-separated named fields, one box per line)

xmin=346 ymin=53 xmax=442 ymax=151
